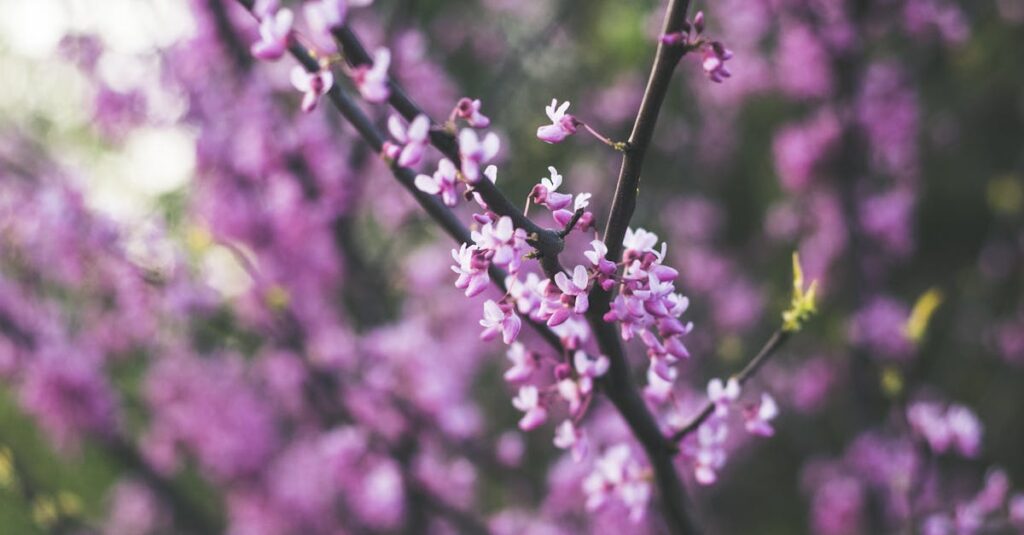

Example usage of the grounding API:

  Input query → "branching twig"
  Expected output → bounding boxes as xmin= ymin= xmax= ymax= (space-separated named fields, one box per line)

xmin=330 ymin=26 xmax=565 ymax=260
xmin=670 ymin=329 xmax=792 ymax=442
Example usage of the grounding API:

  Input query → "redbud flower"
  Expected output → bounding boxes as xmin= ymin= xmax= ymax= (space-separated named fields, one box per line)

xmin=250 ymin=8 xmax=293 ymax=61
xmin=692 ymin=420 xmax=727 ymax=485
xmin=289 ymin=67 xmax=334 ymax=113
xmin=907 ymin=401 xmax=983 ymax=457
xmin=643 ymin=364 xmax=676 ymax=405
xmin=707 ymin=377 xmax=741 ymax=416
xmin=455 ymin=98 xmax=490 ymax=128
xmin=583 ymin=445 xmax=651 ymax=522
xmin=573 ymin=350 xmax=609 ymax=380
xmin=536 ymin=99 xmax=580 ymax=144
xmin=503 ymin=343 xmax=536 ymax=383
xmin=353 ymin=47 xmax=390 ymax=103
xmin=557 ymin=377 xmax=587 ymax=415
xmin=554 ymin=265 xmax=591 ymax=315
xmin=480 ymin=299 xmax=521 ymax=345
xmin=450 ymin=243 xmax=490 ymax=297
xmin=512 ymin=386 xmax=547 ymax=431
xmin=702 ymin=42 xmax=734 ymax=83
xmin=472 ymin=216 xmax=528 ymax=273
xmin=387 ymin=114 xmax=429 ymax=168
xmin=457 ymin=129 xmax=499 ymax=183
xmin=530 ymin=166 xmax=572 ymax=210
xmin=553 ymin=420 xmax=588 ymax=462
xmin=744 ymin=393 xmax=779 ymax=437
xmin=415 ymin=158 xmax=459 ymax=206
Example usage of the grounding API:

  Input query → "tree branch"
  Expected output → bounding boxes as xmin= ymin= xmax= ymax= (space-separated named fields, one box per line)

xmin=575 ymin=1 xmax=697 ymax=532
xmin=330 ymin=26 xmax=565 ymax=259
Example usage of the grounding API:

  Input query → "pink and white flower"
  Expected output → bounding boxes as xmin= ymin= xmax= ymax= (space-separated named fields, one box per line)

xmin=290 ymin=67 xmax=334 ymax=113
xmin=512 ymin=386 xmax=547 ymax=431
xmin=450 ymin=243 xmax=490 ymax=297
xmin=353 ymin=47 xmax=390 ymax=103
xmin=387 ymin=114 xmax=430 ymax=168
xmin=553 ymin=420 xmax=588 ymax=462
xmin=457 ymin=129 xmax=500 ymax=183
xmin=250 ymin=8 xmax=293 ymax=61
xmin=454 ymin=97 xmax=490 ymax=128
xmin=744 ymin=393 xmax=779 ymax=437
xmin=503 ymin=343 xmax=536 ymax=383
xmin=415 ymin=158 xmax=459 ymax=206
xmin=707 ymin=377 xmax=741 ymax=417
xmin=537 ymin=99 xmax=580 ymax=144
xmin=480 ymin=299 xmax=521 ymax=344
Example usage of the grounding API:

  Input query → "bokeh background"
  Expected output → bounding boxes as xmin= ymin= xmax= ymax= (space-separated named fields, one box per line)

xmin=0 ymin=0 xmax=1023 ymax=533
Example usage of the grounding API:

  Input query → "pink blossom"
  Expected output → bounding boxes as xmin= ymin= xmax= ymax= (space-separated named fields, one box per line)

xmin=503 ymin=342 xmax=536 ymax=383
xmin=387 ymin=114 xmax=430 ymax=168
xmin=290 ymin=67 xmax=334 ymax=113
xmin=702 ymin=42 xmax=733 ymax=83
xmin=744 ymin=393 xmax=779 ymax=437
xmin=536 ymin=99 xmax=579 ymax=144
xmin=907 ymin=401 xmax=983 ymax=457
xmin=454 ymin=97 xmax=490 ymax=128
xmin=556 ymin=378 xmax=587 ymax=414
xmin=643 ymin=363 xmax=676 ymax=405
xmin=530 ymin=166 xmax=572 ymax=210
xmin=582 ymin=445 xmax=651 ymax=522
xmin=480 ymin=299 xmax=521 ymax=344
xmin=512 ymin=386 xmax=547 ymax=431
xmin=471 ymin=216 xmax=528 ymax=273
xmin=250 ymin=8 xmax=293 ymax=61
xmin=450 ymin=243 xmax=490 ymax=297
xmin=553 ymin=265 xmax=591 ymax=315
xmin=692 ymin=420 xmax=727 ymax=485
xmin=506 ymin=273 xmax=545 ymax=320
xmin=708 ymin=377 xmax=741 ymax=416
xmin=553 ymin=420 xmax=588 ymax=462
xmin=457 ymin=129 xmax=499 ymax=183
xmin=353 ymin=48 xmax=391 ymax=103
xmin=573 ymin=350 xmax=609 ymax=379
xmin=415 ymin=158 xmax=459 ymax=206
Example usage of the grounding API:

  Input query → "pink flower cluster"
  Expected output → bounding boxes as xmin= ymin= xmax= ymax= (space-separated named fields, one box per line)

xmin=601 ymin=228 xmax=692 ymax=396
xmin=907 ymin=401 xmax=982 ymax=457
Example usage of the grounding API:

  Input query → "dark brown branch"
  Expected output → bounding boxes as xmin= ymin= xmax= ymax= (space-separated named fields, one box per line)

xmin=330 ymin=26 xmax=565 ymax=259
xmin=670 ymin=330 xmax=792 ymax=442
xmin=574 ymin=0 xmax=698 ymax=533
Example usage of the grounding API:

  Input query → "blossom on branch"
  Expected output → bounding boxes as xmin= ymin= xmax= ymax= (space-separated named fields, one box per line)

xmin=536 ymin=99 xmax=580 ymax=144
xmin=290 ymin=67 xmax=334 ymax=113
xmin=386 ymin=114 xmax=430 ymax=167
xmin=250 ymin=8 xmax=293 ymax=61
xmin=353 ymin=48 xmax=391 ymax=103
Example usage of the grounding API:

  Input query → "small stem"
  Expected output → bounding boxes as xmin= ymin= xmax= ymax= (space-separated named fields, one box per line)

xmin=582 ymin=123 xmax=628 ymax=152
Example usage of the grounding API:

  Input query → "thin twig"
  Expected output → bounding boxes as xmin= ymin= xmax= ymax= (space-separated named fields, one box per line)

xmin=670 ymin=329 xmax=792 ymax=442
